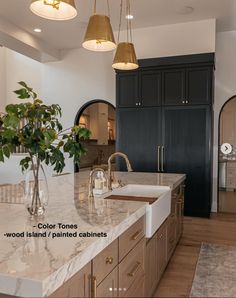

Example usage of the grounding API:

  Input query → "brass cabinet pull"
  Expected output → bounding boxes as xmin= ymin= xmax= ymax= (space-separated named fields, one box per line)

xmin=128 ymin=261 xmax=141 ymax=277
xmin=157 ymin=146 xmax=161 ymax=172
xmin=161 ymin=146 xmax=165 ymax=172
xmin=106 ymin=256 xmax=114 ymax=265
xmin=91 ymin=276 xmax=97 ymax=298
xmin=131 ymin=230 xmax=142 ymax=241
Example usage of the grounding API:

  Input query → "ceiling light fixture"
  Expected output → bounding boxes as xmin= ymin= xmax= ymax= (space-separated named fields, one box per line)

xmin=82 ymin=0 xmax=116 ymax=52
xmin=126 ymin=14 xmax=133 ymax=20
xmin=30 ymin=0 xmax=77 ymax=21
xmin=34 ymin=28 xmax=42 ymax=33
xmin=112 ymin=0 xmax=138 ymax=71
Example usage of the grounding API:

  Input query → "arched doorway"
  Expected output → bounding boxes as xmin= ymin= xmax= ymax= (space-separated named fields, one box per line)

xmin=74 ymin=100 xmax=116 ymax=172
xmin=218 ymin=96 xmax=236 ymax=213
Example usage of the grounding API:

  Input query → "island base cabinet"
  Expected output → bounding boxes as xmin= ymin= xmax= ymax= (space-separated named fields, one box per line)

xmin=49 ymin=262 xmax=91 ymax=298
xmin=119 ymin=238 xmax=145 ymax=298
xmin=95 ymin=268 xmax=118 ymax=298
xmin=145 ymin=220 xmax=168 ymax=298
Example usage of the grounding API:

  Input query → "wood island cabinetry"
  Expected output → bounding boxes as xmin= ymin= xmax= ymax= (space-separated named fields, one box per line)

xmin=49 ymin=183 xmax=184 ymax=298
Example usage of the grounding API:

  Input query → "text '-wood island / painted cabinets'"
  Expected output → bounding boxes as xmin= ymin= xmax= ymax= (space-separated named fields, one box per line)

xmin=116 ymin=53 xmax=214 ymax=217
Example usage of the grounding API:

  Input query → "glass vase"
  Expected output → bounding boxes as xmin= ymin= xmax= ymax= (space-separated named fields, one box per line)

xmin=24 ymin=163 xmax=49 ymax=217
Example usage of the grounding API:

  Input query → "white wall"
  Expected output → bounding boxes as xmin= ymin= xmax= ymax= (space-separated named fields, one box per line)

xmin=5 ymin=49 xmax=42 ymax=105
xmin=119 ymin=19 xmax=216 ymax=59
xmin=0 ymin=47 xmax=6 ymax=112
xmin=0 ymin=47 xmax=115 ymax=183
xmin=211 ymin=30 xmax=236 ymax=211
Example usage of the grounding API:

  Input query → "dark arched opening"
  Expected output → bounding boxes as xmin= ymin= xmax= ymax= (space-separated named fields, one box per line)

xmin=218 ymin=95 xmax=236 ymax=213
xmin=75 ymin=100 xmax=116 ymax=172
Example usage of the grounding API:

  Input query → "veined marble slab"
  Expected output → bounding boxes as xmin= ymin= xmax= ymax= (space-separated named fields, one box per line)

xmin=0 ymin=171 xmax=185 ymax=297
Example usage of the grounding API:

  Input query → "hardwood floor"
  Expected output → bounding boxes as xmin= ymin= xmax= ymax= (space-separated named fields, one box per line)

xmin=154 ymin=213 xmax=236 ymax=297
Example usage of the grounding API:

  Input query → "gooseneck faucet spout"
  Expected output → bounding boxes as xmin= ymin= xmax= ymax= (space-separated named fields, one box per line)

xmin=107 ymin=152 xmax=133 ymax=190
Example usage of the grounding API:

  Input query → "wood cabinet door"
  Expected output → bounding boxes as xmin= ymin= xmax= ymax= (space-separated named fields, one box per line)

xmin=156 ymin=223 xmax=167 ymax=278
xmin=124 ymin=275 xmax=145 ymax=298
xmin=50 ymin=262 xmax=91 ymax=298
xmin=117 ymin=72 xmax=139 ymax=107
xmin=141 ymin=70 xmax=162 ymax=107
xmin=117 ymin=107 xmax=162 ymax=172
xmin=186 ymin=67 xmax=212 ymax=105
xmin=163 ymin=68 xmax=185 ymax=106
xmin=96 ymin=268 xmax=118 ymax=298
xmin=145 ymin=237 xmax=158 ymax=297
xmin=162 ymin=106 xmax=212 ymax=217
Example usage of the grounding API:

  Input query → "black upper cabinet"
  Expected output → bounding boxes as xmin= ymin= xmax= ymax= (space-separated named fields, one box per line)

xmin=186 ymin=67 xmax=212 ymax=105
xmin=117 ymin=72 xmax=139 ymax=108
xmin=163 ymin=66 xmax=213 ymax=106
xmin=141 ymin=70 xmax=162 ymax=107
xmin=163 ymin=68 xmax=185 ymax=106
xmin=117 ymin=70 xmax=162 ymax=108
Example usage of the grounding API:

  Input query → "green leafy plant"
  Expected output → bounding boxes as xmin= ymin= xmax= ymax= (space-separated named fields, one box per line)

xmin=0 ymin=81 xmax=91 ymax=215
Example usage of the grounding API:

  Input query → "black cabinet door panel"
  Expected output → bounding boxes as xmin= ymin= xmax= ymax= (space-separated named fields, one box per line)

xmin=162 ymin=106 xmax=212 ymax=217
xmin=186 ymin=67 xmax=212 ymax=104
xmin=117 ymin=107 xmax=162 ymax=172
xmin=141 ymin=71 xmax=161 ymax=107
xmin=163 ymin=69 xmax=185 ymax=106
xmin=117 ymin=73 xmax=139 ymax=107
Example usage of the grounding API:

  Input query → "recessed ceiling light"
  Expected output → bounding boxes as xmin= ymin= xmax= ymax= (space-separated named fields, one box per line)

xmin=178 ymin=6 xmax=194 ymax=15
xmin=126 ymin=14 xmax=134 ymax=20
xmin=34 ymin=28 xmax=42 ymax=33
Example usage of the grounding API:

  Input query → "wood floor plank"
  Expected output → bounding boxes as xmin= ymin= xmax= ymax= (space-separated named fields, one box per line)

xmin=154 ymin=213 xmax=236 ymax=298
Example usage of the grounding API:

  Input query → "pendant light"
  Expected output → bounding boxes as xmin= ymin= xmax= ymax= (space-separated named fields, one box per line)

xmin=112 ymin=0 xmax=138 ymax=70
xmin=30 ymin=0 xmax=77 ymax=21
xmin=83 ymin=0 xmax=116 ymax=52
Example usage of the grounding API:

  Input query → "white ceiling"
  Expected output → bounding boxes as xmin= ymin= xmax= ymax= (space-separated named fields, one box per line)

xmin=0 ymin=0 xmax=236 ymax=50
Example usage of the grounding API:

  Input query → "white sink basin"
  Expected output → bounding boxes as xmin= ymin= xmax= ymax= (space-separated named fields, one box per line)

xmin=111 ymin=184 xmax=171 ymax=238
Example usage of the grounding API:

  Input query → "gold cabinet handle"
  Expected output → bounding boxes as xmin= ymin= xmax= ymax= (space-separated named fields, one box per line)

xmin=128 ymin=261 xmax=141 ymax=277
xmin=106 ymin=256 xmax=114 ymax=265
xmin=161 ymin=146 xmax=165 ymax=172
xmin=157 ymin=146 xmax=161 ymax=172
xmin=131 ymin=230 xmax=142 ymax=241
xmin=91 ymin=276 xmax=97 ymax=298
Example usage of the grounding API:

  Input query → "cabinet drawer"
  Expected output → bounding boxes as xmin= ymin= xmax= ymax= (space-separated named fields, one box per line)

xmin=124 ymin=275 xmax=145 ymax=298
xmin=119 ymin=238 xmax=145 ymax=297
xmin=119 ymin=217 xmax=145 ymax=261
xmin=96 ymin=268 xmax=118 ymax=298
xmin=93 ymin=239 xmax=118 ymax=285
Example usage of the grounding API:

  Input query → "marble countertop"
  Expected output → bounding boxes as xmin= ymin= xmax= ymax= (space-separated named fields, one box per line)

xmin=0 ymin=171 xmax=185 ymax=297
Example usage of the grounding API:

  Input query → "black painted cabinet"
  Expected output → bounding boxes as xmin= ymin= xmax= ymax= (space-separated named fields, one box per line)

xmin=117 ymin=107 xmax=162 ymax=172
xmin=186 ymin=67 xmax=212 ymax=105
xmin=117 ymin=70 xmax=162 ymax=108
xmin=141 ymin=70 xmax=162 ymax=107
xmin=117 ymin=72 xmax=139 ymax=107
xmin=162 ymin=106 xmax=212 ymax=217
xmin=163 ymin=66 xmax=213 ymax=106
xmin=163 ymin=68 xmax=185 ymax=106
xmin=116 ymin=54 xmax=214 ymax=218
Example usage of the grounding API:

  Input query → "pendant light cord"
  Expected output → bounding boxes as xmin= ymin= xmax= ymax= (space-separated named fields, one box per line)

xmin=94 ymin=0 xmax=111 ymax=17
xmin=117 ymin=0 xmax=123 ymax=44
xmin=107 ymin=0 xmax=111 ymax=18
xmin=93 ymin=0 xmax=97 ymax=14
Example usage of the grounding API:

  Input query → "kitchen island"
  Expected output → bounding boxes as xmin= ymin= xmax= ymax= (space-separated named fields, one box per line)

xmin=0 ymin=172 xmax=185 ymax=298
